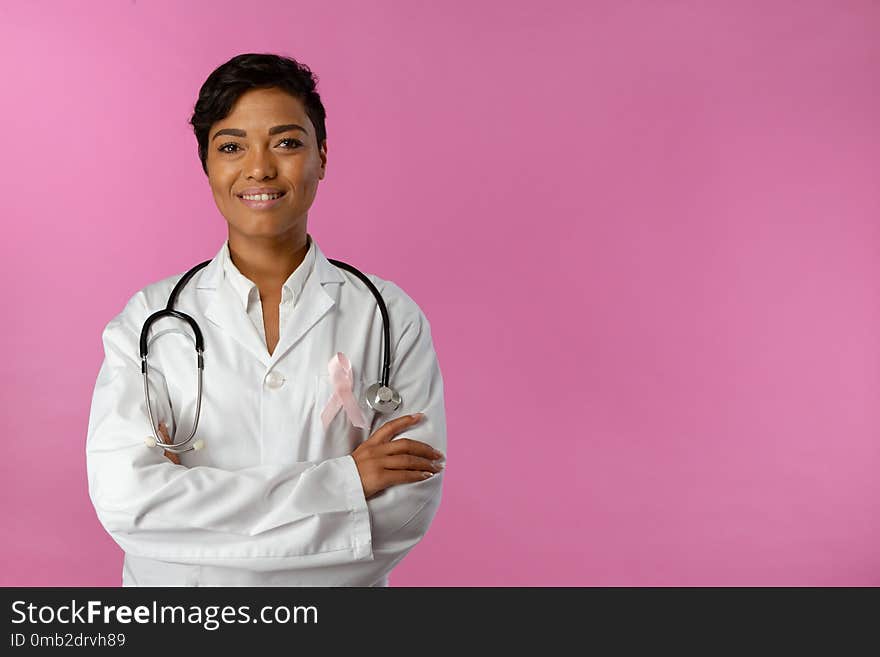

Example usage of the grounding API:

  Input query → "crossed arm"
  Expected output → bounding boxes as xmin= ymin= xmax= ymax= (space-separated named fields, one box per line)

xmin=86 ymin=298 xmax=446 ymax=584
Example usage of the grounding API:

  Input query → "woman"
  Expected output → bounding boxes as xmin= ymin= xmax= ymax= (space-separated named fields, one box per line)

xmin=85 ymin=53 xmax=447 ymax=586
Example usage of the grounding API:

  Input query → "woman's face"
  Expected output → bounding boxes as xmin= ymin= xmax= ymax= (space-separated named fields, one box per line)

xmin=206 ymin=87 xmax=326 ymax=241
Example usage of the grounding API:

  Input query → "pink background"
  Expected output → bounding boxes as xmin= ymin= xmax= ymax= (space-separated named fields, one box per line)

xmin=1 ymin=1 xmax=878 ymax=586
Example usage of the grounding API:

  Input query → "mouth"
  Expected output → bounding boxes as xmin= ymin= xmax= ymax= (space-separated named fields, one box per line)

xmin=236 ymin=190 xmax=287 ymax=210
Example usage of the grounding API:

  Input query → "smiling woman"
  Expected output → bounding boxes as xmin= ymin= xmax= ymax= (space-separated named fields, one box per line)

xmin=187 ymin=55 xmax=332 ymax=354
xmin=85 ymin=53 xmax=447 ymax=587
xmin=203 ymin=90 xmax=326 ymax=263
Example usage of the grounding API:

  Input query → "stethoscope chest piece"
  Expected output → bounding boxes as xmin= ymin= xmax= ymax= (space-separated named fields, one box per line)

xmin=365 ymin=382 xmax=402 ymax=413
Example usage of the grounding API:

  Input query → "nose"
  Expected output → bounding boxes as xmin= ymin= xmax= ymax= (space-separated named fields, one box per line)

xmin=244 ymin=144 xmax=277 ymax=180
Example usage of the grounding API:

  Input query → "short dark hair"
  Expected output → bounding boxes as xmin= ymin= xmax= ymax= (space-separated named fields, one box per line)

xmin=188 ymin=53 xmax=327 ymax=176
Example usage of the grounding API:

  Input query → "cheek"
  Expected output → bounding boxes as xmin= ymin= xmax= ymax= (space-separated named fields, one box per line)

xmin=298 ymin=163 xmax=323 ymax=190
xmin=207 ymin=174 xmax=232 ymax=201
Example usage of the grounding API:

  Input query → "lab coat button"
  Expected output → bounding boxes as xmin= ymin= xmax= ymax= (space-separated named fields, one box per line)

xmin=265 ymin=371 xmax=286 ymax=389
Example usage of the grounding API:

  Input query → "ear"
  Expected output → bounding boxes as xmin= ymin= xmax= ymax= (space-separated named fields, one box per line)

xmin=318 ymin=138 xmax=327 ymax=180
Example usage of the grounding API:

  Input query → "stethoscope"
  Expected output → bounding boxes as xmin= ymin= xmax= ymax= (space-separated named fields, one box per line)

xmin=141 ymin=256 xmax=401 ymax=454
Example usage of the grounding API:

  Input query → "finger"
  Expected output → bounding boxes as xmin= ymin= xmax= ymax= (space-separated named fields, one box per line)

xmin=158 ymin=423 xmax=177 ymax=450
xmin=381 ymin=469 xmax=436 ymax=488
xmin=365 ymin=413 xmax=424 ymax=445
xmin=156 ymin=424 xmax=180 ymax=464
xmin=379 ymin=438 xmax=444 ymax=460
xmin=380 ymin=454 xmax=443 ymax=472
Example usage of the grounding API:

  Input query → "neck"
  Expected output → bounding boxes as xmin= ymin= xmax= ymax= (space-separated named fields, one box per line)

xmin=227 ymin=227 xmax=310 ymax=298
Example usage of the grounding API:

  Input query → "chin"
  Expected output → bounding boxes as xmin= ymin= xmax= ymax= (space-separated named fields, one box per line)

xmin=228 ymin=218 xmax=293 ymax=238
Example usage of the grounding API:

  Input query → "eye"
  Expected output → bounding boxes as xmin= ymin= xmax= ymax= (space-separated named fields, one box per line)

xmin=217 ymin=138 xmax=303 ymax=154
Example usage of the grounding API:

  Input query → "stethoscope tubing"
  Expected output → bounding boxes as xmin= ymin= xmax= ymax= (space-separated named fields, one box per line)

xmin=139 ymin=256 xmax=392 ymax=454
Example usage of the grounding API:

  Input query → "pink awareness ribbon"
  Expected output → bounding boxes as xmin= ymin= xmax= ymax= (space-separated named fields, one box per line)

xmin=320 ymin=352 xmax=368 ymax=430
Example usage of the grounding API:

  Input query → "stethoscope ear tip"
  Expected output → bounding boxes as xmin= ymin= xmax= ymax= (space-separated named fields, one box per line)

xmin=144 ymin=436 xmax=157 ymax=448
xmin=193 ymin=439 xmax=206 ymax=451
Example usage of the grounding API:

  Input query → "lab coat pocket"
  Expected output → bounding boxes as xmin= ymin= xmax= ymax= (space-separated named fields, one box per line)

xmin=313 ymin=373 xmax=376 ymax=455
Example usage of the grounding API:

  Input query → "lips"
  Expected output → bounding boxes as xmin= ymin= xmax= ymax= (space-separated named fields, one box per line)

xmin=237 ymin=192 xmax=287 ymax=210
xmin=236 ymin=187 xmax=286 ymax=197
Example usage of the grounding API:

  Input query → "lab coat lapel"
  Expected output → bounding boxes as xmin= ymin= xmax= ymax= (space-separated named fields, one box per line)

xmin=268 ymin=242 xmax=346 ymax=366
xmin=197 ymin=237 xmax=346 ymax=368
xmin=203 ymin=282 xmax=273 ymax=367
xmin=267 ymin=273 xmax=336 ymax=366
xmin=194 ymin=243 xmax=272 ymax=366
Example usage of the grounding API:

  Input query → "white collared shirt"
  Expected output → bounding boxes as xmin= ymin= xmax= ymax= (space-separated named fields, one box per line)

xmin=85 ymin=233 xmax=446 ymax=587
xmin=220 ymin=234 xmax=316 ymax=352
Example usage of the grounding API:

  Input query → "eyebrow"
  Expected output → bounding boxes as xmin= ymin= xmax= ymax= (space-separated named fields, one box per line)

xmin=211 ymin=124 xmax=309 ymax=141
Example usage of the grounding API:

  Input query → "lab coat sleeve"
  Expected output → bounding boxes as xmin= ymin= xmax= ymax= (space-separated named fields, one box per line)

xmin=86 ymin=293 xmax=372 ymax=572
xmin=280 ymin=286 xmax=447 ymax=585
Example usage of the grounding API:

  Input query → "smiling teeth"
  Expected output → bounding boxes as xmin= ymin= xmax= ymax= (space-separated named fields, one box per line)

xmin=242 ymin=193 xmax=282 ymax=201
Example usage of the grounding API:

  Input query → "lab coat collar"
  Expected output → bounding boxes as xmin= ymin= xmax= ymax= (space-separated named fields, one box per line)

xmin=196 ymin=233 xmax=346 ymax=368
xmin=219 ymin=234 xmax=318 ymax=311
xmin=196 ymin=234 xmax=346 ymax=290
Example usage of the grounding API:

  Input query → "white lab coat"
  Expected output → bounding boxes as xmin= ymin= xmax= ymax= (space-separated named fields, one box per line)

xmin=85 ymin=234 xmax=446 ymax=586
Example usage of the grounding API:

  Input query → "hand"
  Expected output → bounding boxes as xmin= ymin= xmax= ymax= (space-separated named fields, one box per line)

xmin=351 ymin=413 xmax=445 ymax=499
xmin=157 ymin=422 xmax=180 ymax=465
